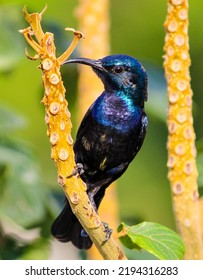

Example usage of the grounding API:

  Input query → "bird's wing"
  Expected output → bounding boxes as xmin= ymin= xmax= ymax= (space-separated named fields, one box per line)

xmin=135 ymin=112 xmax=148 ymax=154
xmin=75 ymin=103 xmax=94 ymax=139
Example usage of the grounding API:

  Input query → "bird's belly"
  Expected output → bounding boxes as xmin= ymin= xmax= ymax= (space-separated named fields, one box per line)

xmin=74 ymin=119 xmax=142 ymax=186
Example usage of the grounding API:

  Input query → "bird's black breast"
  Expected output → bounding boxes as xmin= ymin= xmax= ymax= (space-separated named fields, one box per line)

xmin=73 ymin=108 xmax=147 ymax=189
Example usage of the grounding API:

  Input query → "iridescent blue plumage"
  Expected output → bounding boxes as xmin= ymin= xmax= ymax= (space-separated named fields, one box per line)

xmin=51 ymin=54 xmax=148 ymax=249
xmin=92 ymin=92 xmax=143 ymax=132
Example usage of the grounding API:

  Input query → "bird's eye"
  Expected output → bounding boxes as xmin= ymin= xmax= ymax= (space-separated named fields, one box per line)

xmin=113 ymin=66 xmax=124 ymax=74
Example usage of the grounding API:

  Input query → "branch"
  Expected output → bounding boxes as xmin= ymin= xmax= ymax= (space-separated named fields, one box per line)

xmin=164 ymin=0 xmax=203 ymax=259
xmin=19 ymin=6 xmax=127 ymax=260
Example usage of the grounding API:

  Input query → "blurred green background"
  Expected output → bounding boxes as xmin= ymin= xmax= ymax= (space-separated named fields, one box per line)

xmin=0 ymin=0 xmax=203 ymax=259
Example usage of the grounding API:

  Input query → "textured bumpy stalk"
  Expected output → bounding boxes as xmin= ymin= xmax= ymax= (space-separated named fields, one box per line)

xmin=20 ymin=6 xmax=126 ymax=260
xmin=164 ymin=0 xmax=203 ymax=259
xmin=76 ymin=0 xmax=119 ymax=260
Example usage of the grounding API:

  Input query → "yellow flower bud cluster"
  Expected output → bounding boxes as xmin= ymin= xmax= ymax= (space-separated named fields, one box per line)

xmin=164 ymin=0 xmax=203 ymax=259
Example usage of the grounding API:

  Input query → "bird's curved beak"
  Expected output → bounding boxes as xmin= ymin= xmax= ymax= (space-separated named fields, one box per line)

xmin=63 ymin=58 xmax=104 ymax=71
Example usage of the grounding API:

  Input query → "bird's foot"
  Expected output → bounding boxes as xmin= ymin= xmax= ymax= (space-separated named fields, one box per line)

xmin=80 ymin=222 xmax=112 ymax=244
xmin=67 ymin=163 xmax=84 ymax=178
xmin=101 ymin=222 xmax=112 ymax=246
xmin=75 ymin=163 xmax=85 ymax=176
xmin=81 ymin=229 xmax=88 ymax=238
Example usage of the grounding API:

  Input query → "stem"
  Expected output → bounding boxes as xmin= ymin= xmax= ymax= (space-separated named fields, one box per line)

xmin=164 ymin=0 xmax=203 ymax=259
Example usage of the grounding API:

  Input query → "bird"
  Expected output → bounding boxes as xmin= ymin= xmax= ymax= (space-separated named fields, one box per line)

xmin=51 ymin=54 xmax=148 ymax=250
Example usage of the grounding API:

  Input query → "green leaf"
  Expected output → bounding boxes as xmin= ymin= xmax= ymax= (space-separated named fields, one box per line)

xmin=117 ymin=222 xmax=185 ymax=260
xmin=0 ymin=106 xmax=26 ymax=134
xmin=0 ymin=139 xmax=47 ymax=227
xmin=0 ymin=4 xmax=25 ymax=72
xmin=18 ymin=239 xmax=50 ymax=260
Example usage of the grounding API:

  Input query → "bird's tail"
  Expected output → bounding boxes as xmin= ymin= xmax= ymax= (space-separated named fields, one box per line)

xmin=51 ymin=200 xmax=93 ymax=250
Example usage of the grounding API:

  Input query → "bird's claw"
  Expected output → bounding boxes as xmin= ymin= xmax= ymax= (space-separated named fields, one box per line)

xmin=80 ymin=222 xmax=112 ymax=245
xmin=75 ymin=163 xmax=85 ymax=176
xmin=81 ymin=229 xmax=88 ymax=238
xmin=101 ymin=222 xmax=112 ymax=246
xmin=67 ymin=163 xmax=84 ymax=178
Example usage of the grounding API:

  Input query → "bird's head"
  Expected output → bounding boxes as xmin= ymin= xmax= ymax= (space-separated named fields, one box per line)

xmin=64 ymin=54 xmax=148 ymax=106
